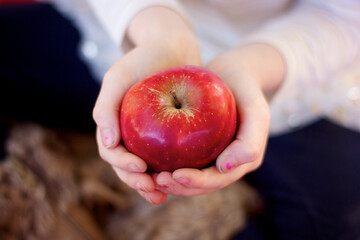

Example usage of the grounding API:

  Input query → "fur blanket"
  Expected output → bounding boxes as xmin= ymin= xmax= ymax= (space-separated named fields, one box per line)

xmin=0 ymin=123 xmax=262 ymax=240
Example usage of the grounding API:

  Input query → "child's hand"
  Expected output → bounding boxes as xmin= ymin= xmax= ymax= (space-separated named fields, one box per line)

xmin=154 ymin=44 xmax=285 ymax=197
xmin=92 ymin=7 xmax=201 ymax=204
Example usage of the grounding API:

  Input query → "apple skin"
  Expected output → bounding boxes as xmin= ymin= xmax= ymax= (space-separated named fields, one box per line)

xmin=120 ymin=65 xmax=237 ymax=172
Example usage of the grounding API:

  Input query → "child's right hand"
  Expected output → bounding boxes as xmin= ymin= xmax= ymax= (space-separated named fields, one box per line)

xmin=92 ymin=7 xmax=201 ymax=204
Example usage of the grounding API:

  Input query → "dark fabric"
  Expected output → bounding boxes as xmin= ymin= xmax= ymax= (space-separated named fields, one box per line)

xmin=0 ymin=3 xmax=100 ymax=158
xmin=234 ymin=119 xmax=360 ymax=240
xmin=0 ymin=3 xmax=100 ymax=131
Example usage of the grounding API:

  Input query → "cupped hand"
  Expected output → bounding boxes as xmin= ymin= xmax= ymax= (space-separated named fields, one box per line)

xmin=154 ymin=44 xmax=285 ymax=197
xmin=92 ymin=7 xmax=201 ymax=204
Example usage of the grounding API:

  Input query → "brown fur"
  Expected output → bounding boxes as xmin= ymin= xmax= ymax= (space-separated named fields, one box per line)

xmin=0 ymin=123 xmax=262 ymax=240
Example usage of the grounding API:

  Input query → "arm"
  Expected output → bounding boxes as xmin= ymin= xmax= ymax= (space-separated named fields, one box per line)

xmin=245 ymin=0 xmax=360 ymax=133
xmin=86 ymin=0 xmax=187 ymax=48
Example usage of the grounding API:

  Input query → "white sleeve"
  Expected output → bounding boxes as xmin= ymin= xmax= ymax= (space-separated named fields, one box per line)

xmin=86 ymin=0 xmax=186 ymax=48
xmin=243 ymin=0 xmax=360 ymax=134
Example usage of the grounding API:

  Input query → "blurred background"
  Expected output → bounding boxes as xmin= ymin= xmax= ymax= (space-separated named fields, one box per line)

xmin=0 ymin=1 xmax=359 ymax=240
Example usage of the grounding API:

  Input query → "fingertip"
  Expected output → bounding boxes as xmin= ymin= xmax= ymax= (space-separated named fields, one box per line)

xmin=172 ymin=168 xmax=191 ymax=181
xmin=172 ymin=167 xmax=203 ymax=179
xmin=172 ymin=168 xmax=204 ymax=188
xmin=217 ymin=153 xmax=234 ymax=174
xmin=217 ymin=139 xmax=260 ymax=173
xmin=101 ymin=128 xmax=117 ymax=148
xmin=150 ymin=191 xmax=168 ymax=205
xmin=138 ymin=190 xmax=167 ymax=205
xmin=173 ymin=166 xmax=224 ymax=190
xmin=217 ymin=142 xmax=239 ymax=173
xmin=92 ymin=77 xmax=124 ymax=149
xmin=127 ymin=162 xmax=146 ymax=173
xmin=154 ymin=171 xmax=173 ymax=185
xmin=96 ymin=126 xmax=120 ymax=149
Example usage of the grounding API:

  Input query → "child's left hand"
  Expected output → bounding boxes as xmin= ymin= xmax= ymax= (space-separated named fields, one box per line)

xmin=153 ymin=43 xmax=285 ymax=196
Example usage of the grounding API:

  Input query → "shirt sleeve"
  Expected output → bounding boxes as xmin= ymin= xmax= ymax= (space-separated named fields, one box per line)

xmin=242 ymin=0 xmax=360 ymax=134
xmin=86 ymin=0 xmax=186 ymax=48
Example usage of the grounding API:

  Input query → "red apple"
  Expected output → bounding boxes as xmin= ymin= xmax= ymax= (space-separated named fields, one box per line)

xmin=120 ymin=65 xmax=237 ymax=172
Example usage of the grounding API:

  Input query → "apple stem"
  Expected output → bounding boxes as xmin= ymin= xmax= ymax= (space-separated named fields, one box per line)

xmin=169 ymin=90 xmax=182 ymax=109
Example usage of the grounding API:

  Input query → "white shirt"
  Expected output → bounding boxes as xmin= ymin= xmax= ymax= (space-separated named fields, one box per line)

xmin=52 ymin=0 xmax=360 ymax=135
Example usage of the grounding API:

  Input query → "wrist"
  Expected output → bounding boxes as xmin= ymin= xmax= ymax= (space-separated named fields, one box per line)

xmin=237 ymin=44 xmax=285 ymax=98
xmin=209 ymin=43 xmax=286 ymax=100
xmin=126 ymin=6 xmax=201 ymax=66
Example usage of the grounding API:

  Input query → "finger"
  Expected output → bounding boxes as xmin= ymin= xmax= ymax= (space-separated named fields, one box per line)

xmin=217 ymin=97 xmax=269 ymax=173
xmin=154 ymin=171 xmax=213 ymax=196
xmin=216 ymin=73 xmax=270 ymax=173
xmin=154 ymin=171 xmax=186 ymax=194
xmin=92 ymin=59 xmax=132 ymax=148
xmin=173 ymin=162 xmax=259 ymax=190
xmin=138 ymin=189 xmax=168 ymax=205
xmin=172 ymin=167 xmax=223 ymax=189
xmin=96 ymin=128 xmax=147 ymax=172
xmin=113 ymin=167 xmax=167 ymax=204
xmin=112 ymin=167 xmax=155 ymax=192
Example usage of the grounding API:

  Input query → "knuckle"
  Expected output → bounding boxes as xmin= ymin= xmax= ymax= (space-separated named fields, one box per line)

xmin=92 ymin=107 xmax=111 ymax=127
xmin=243 ymin=144 xmax=261 ymax=163
xmin=92 ymin=107 xmax=102 ymax=123
xmin=103 ymin=69 xmax=116 ymax=83
xmin=92 ymin=101 xmax=110 ymax=125
xmin=103 ymin=67 xmax=129 ymax=86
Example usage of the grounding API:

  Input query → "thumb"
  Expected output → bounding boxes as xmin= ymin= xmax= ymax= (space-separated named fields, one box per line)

xmin=214 ymin=71 xmax=270 ymax=173
xmin=93 ymin=63 xmax=132 ymax=148
xmin=93 ymin=47 xmax=162 ymax=148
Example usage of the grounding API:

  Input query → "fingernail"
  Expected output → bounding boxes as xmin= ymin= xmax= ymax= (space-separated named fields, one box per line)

xmin=128 ymin=163 xmax=142 ymax=172
xmin=102 ymin=129 xmax=115 ymax=147
xmin=174 ymin=177 xmax=190 ymax=185
xmin=225 ymin=162 xmax=232 ymax=171
xmin=219 ymin=156 xmax=235 ymax=173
